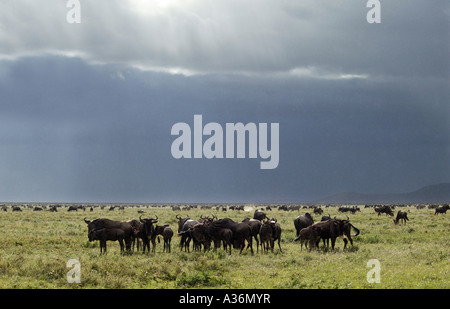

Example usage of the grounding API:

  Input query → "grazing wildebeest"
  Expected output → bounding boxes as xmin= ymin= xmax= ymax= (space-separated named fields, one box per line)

xmin=294 ymin=225 xmax=322 ymax=251
xmin=313 ymin=207 xmax=323 ymax=215
xmin=12 ymin=206 xmax=22 ymax=211
xmin=393 ymin=211 xmax=409 ymax=225
xmin=253 ymin=209 xmax=267 ymax=221
xmin=294 ymin=213 xmax=314 ymax=238
xmin=89 ymin=228 xmax=125 ymax=254
xmin=84 ymin=218 xmax=133 ymax=251
xmin=67 ymin=205 xmax=78 ymax=212
xmin=374 ymin=205 xmax=394 ymax=216
xmin=434 ymin=204 xmax=449 ymax=215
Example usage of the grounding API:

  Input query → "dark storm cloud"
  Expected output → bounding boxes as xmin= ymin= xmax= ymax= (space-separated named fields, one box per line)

xmin=0 ymin=56 xmax=448 ymax=202
xmin=0 ymin=0 xmax=448 ymax=202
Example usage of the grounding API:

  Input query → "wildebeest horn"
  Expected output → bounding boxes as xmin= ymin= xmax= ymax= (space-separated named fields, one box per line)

xmin=139 ymin=215 xmax=147 ymax=223
xmin=84 ymin=218 xmax=90 ymax=224
xmin=176 ymin=214 xmax=180 ymax=219
xmin=346 ymin=216 xmax=349 ymax=221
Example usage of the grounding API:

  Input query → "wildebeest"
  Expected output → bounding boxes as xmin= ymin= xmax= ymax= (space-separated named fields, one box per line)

xmin=434 ymin=204 xmax=449 ymax=215
xmin=182 ymin=222 xmax=211 ymax=252
xmin=162 ymin=226 xmax=173 ymax=253
xmin=312 ymin=217 xmax=360 ymax=250
xmin=154 ymin=224 xmax=173 ymax=253
xmin=138 ymin=216 xmax=159 ymax=253
xmin=374 ymin=205 xmax=394 ymax=216
xmin=84 ymin=218 xmax=133 ymax=251
xmin=212 ymin=218 xmax=253 ymax=255
xmin=393 ymin=211 xmax=409 ymax=225
xmin=253 ymin=209 xmax=267 ymax=221
xmin=336 ymin=217 xmax=360 ymax=248
xmin=177 ymin=216 xmax=199 ymax=252
xmin=294 ymin=225 xmax=322 ymax=251
xmin=311 ymin=219 xmax=341 ymax=250
xmin=259 ymin=219 xmax=282 ymax=253
xmin=89 ymin=228 xmax=125 ymax=254
xmin=294 ymin=213 xmax=314 ymax=238
xmin=67 ymin=205 xmax=79 ymax=212
xmin=12 ymin=206 xmax=22 ymax=211
xmin=313 ymin=207 xmax=323 ymax=215
xmin=242 ymin=218 xmax=262 ymax=252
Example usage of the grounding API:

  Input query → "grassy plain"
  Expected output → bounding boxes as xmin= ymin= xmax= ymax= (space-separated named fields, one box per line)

xmin=0 ymin=204 xmax=448 ymax=289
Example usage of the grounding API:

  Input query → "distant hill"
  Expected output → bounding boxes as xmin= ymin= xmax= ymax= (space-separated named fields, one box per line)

xmin=316 ymin=183 xmax=450 ymax=204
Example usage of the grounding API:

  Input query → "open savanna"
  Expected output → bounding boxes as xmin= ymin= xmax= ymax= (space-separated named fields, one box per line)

xmin=0 ymin=204 xmax=448 ymax=289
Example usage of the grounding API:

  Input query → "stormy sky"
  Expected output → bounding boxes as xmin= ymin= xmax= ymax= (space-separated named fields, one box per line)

xmin=0 ymin=0 xmax=448 ymax=203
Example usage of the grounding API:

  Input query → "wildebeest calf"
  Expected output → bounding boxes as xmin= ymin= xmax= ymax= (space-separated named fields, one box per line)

xmin=155 ymin=225 xmax=173 ymax=253
xmin=294 ymin=225 xmax=321 ymax=251
xmin=89 ymin=228 xmax=125 ymax=254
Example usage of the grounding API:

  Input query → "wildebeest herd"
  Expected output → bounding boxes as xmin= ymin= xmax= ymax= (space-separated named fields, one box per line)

xmin=2 ymin=202 xmax=447 ymax=256
xmin=82 ymin=205 xmax=421 ymax=255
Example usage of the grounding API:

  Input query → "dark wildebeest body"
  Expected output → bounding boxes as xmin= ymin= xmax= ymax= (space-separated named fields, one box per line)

xmin=89 ymin=228 xmax=125 ymax=254
xmin=205 ymin=223 xmax=233 ymax=254
xmin=178 ymin=219 xmax=199 ymax=252
xmin=312 ymin=220 xmax=341 ymax=250
xmin=434 ymin=205 xmax=449 ymax=215
xmin=394 ymin=211 xmax=409 ymax=225
xmin=242 ymin=218 xmax=262 ymax=253
xmin=259 ymin=220 xmax=273 ymax=253
xmin=334 ymin=217 xmax=360 ymax=248
xmin=161 ymin=226 xmax=173 ymax=253
xmin=313 ymin=207 xmax=323 ymax=215
xmin=259 ymin=219 xmax=282 ymax=253
xmin=253 ymin=209 xmax=267 ymax=221
xmin=313 ymin=217 xmax=360 ymax=250
xmin=294 ymin=225 xmax=322 ymax=251
xmin=212 ymin=218 xmax=253 ymax=255
xmin=294 ymin=213 xmax=314 ymax=238
xmin=84 ymin=218 xmax=133 ymax=251
xmin=139 ymin=216 xmax=158 ymax=253
xmin=374 ymin=205 xmax=394 ymax=216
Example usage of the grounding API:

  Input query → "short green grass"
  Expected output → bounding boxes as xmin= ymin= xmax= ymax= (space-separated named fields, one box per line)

xmin=0 ymin=205 xmax=448 ymax=288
